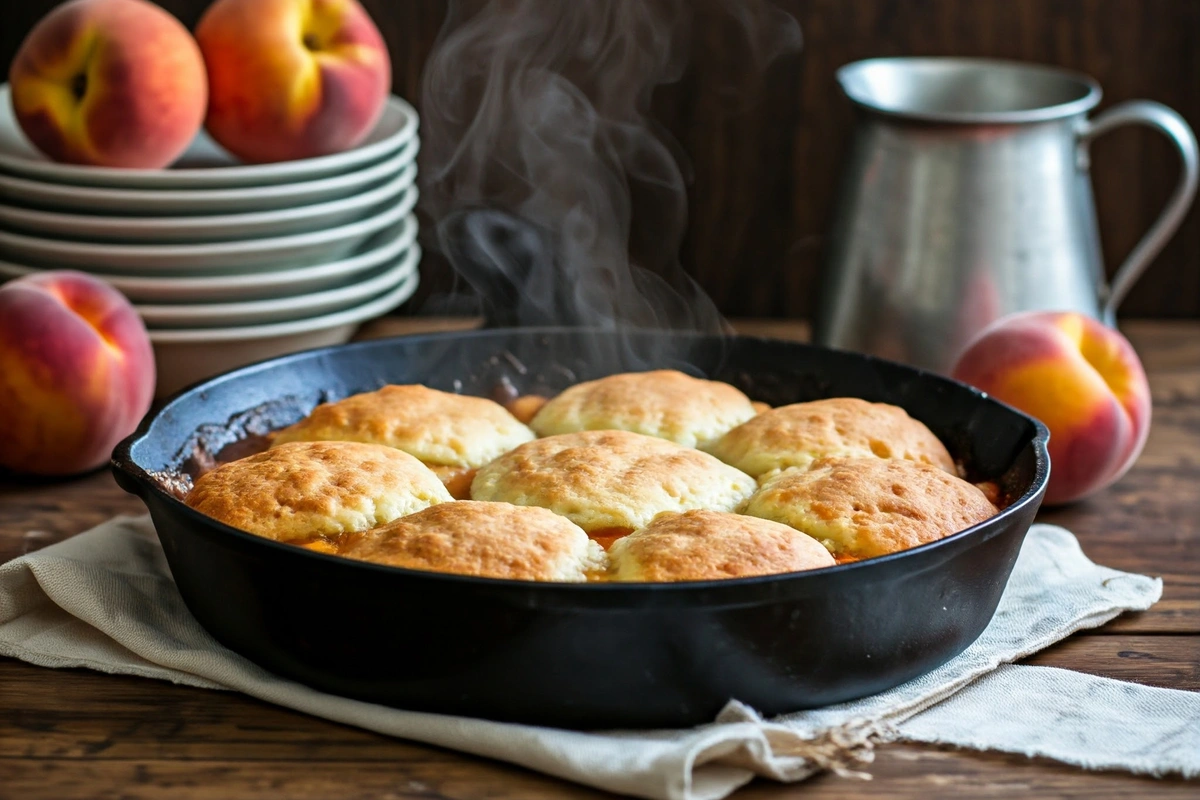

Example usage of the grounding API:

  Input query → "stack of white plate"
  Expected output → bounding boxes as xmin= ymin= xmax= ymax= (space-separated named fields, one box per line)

xmin=0 ymin=84 xmax=421 ymax=397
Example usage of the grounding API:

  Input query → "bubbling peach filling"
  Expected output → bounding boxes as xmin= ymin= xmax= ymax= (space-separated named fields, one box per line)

xmin=506 ymin=394 xmax=548 ymax=425
xmin=588 ymin=527 xmax=634 ymax=551
xmin=974 ymin=480 xmax=1003 ymax=507
xmin=426 ymin=463 xmax=478 ymax=500
xmin=297 ymin=539 xmax=340 ymax=555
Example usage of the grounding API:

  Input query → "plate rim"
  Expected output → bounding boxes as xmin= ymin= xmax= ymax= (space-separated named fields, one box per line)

xmin=0 ymin=85 xmax=419 ymax=189
xmin=146 ymin=255 xmax=422 ymax=343
xmin=0 ymin=213 xmax=419 ymax=297
xmin=135 ymin=242 xmax=420 ymax=326
xmin=0 ymin=160 xmax=417 ymax=239
xmin=0 ymin=136 xmax=418 ymax=211
xmin=0 ymin=185 xmax=418 ymax=269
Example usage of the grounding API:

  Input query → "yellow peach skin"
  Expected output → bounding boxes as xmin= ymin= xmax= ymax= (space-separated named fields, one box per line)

xmin=0 ymin=272 xmax=155 ymax=476
xmin=9 ymin=0 xmax=207 ymax=169
xmin=950 ymin=311 xmax=1151 ymax=505
xmin=196 ymin=0 xmax=391 ymax=164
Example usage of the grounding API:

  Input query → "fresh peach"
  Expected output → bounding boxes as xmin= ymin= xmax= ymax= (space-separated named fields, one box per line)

xmin=0 ymin=272 xmax=155 ymax=476
xmin=196 ymin=0 xmax=391 ymax=164
xmin=9 ymin=0 xmax=207 ymax=169
xmin=950 ymin=311 xmax=1151 ymax=505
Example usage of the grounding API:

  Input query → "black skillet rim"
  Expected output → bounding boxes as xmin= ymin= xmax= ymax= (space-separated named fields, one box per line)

xmin=111 ymin=326 xmax=1051 ymax=600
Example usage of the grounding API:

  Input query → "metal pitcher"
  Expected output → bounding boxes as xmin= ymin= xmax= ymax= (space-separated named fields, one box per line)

xmin=813 ymin=57 xmax=1198 ymax=373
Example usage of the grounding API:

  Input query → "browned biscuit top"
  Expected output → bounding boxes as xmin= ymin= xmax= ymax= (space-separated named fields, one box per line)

xmin=706 ymin=397 xmax=956 ymax=478
xmin=269 ymin=384 xmax=535 ymax=468
xmin=530 ymin=370 xmax=757 ymax=448
xmin=185 ymin=441 xmax=452 ymax=542
xmin=337 ymin=501 xmax=604 ymax=581
xmin=608 ymin=509 xmax=835 ymax=581
xmin=470 ymin=430 xmax=757 ymax=532
xmin=742 ymin=456 xmax=997 ymax=559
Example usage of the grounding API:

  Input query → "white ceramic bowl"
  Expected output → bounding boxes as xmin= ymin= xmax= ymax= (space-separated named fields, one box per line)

xmin=0 ymin=185 xmax=417 ymax=274
xmin=0 ymin=214 xmax=419 ymax=302
xmin=137 ymin=244 xmax=420 ymax=328
xmin=0 ymin=85 xmax=419 ymax=189
xmin=149 ymin=269 xmax=420 ymax=398
xmin=0 ymin=138 xmax=417 ymax=215
xmin=0 ymin=160 xmax=416 ymax=243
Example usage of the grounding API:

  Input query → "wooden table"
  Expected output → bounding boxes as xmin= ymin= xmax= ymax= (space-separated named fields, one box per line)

xmin=1 ymin=318 xmax=1196 ymax=799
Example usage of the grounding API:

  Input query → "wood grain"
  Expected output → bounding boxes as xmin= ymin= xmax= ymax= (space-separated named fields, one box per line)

xmin=1 ymin=657 xmax=1197 ymax=799
xmin=3 ymin=750 xmax=1197 ymax=800
xmin=0 ymin=318 xmax=1196 ymax=799
xmin=0 ymin=759 xmax=614 ymax=800
xmin=0 ymin=470 xmax=144 ymax=563
xmin=766 ymin=745 xmax=1200 ymax=799
xmin=4 ymin=639 xmax=1196 ymax=759
xmin=1020 ymin=636 xmax=1200 ymax=690
xmin=0 ymin=1 xmax=1196 ymax=318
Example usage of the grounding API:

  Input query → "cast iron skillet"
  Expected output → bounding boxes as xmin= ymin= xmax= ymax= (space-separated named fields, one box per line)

xmin=111 ymin=328 xmax=1049 ymax=729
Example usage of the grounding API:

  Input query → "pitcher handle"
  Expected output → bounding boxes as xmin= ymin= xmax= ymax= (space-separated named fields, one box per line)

xmin=1079 ymin=101 xmax=1199 ymax=321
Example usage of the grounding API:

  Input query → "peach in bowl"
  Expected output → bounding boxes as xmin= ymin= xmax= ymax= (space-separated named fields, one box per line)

xmin=9 ymin=0 xmax=207 ymax=169
xmin=196 ymin=0 xmax=391 ymax=164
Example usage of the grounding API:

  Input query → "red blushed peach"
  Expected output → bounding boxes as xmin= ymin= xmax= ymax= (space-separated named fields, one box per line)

xmin=0 ymin=272 xmax=155 ymax=476
xmin=950 ymin=311 xmax=1151 ymax=505
xmin=9 ymin=0 xmax=207 ymax=169
xmin=196 ymin=0 xmax=391 ymax=164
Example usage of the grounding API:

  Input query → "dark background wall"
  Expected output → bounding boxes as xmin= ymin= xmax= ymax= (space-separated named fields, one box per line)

xmin=3 ymin=0 xmax=1197 ymax=318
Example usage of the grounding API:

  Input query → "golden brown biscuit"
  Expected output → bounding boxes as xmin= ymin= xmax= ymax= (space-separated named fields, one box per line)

xmin=185 ymin=441 xmax=452 ymax=542
xmin=530 ymin=370 xmax=757 ymax=449
xmin=470 ymin=430 xmax=757 ymax=532
xmin=270 ymin=385 xmax=535 ymax=469
xmin=742 ymin=457 xmax=997 ymax=559
xmin=608 ymin=510 xmax=835 ymax=581
xmin=336 ymin=501 xmax=605 ymax=581
xmin=706 ymin=397 xmax=956 ymax=478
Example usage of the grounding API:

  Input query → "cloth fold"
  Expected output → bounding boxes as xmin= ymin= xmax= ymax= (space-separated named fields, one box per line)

xmin=898 ymin=664 xmax=1200 ymax=778
xmin=0 ymin=516 xmax=1193 ymax=800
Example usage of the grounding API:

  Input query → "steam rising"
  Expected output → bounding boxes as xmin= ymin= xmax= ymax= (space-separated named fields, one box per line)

xmin=420 ymin=0 xmax=801 ymax=331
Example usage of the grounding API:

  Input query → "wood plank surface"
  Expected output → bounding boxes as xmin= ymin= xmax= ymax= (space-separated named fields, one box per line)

xmin=0 ymin=759 xmax=615 ymax=800
xmin=0 ymin=318 xmax=1196 ymax=799
xmin=1020 ymin=636 xmax=1200 ymax=690
xmin=2 ymin=662 xmax=1197 ymax=800
xmin=3 ymin=750 xmax=1198 ymax=800
xmin=4 ymin=639 xmax=1196 ymax=759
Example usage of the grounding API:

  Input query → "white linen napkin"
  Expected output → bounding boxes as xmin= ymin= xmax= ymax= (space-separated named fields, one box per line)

xmin=0 ymin=516 xmax=1194 ymax=800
